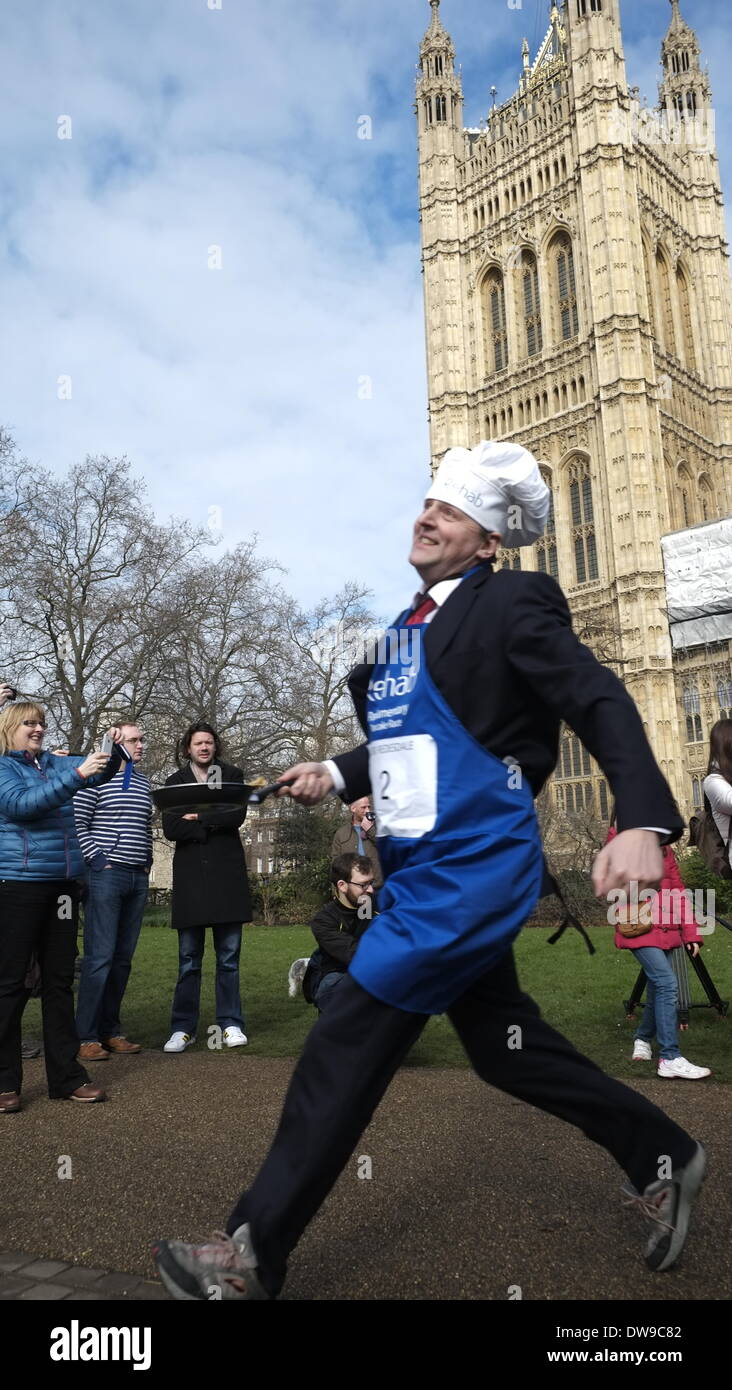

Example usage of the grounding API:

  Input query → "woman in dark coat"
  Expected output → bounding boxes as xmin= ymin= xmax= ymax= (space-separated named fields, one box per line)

xmin=162 ymin=723 xmax=251 ymax=1053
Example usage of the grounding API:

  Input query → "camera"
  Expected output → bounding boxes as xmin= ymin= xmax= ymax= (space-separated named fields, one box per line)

xmin=365 ymin=810 xmax=376 ymax=822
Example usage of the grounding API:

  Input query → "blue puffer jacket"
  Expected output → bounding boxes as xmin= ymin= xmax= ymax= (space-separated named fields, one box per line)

xmin=0 ymin=747 xmax=123 ymax=881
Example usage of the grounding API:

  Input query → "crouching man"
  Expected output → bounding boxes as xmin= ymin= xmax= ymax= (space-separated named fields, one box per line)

xmin=307 ymin=853 xmax=376 ymax=1011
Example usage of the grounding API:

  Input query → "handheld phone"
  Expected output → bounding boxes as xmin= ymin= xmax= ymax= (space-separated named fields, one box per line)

xmin=101 ymin=733 xmax=114 ymax=755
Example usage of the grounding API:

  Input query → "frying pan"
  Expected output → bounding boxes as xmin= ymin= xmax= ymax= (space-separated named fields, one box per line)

xmin=152 ymin=780 xmax=288 ymax=812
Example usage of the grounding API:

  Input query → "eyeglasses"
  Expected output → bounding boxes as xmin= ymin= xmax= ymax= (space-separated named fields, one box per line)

xmin=21 ymin=720 xmax=46 ymax=729
xmin=348 ymin=880 xmax=374 ymax=889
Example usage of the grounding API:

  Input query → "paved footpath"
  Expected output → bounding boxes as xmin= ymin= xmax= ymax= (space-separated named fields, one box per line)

xmin=2 ymin=1052 xmax=731 ymax=1301
xmin=0 ymin=1253 xmax=167 ymax=1301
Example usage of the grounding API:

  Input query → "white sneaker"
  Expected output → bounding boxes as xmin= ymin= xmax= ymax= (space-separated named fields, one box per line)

xmin=657 ymin=1056 xmax=711 ymax=1080
xmin=164 ymin=1032 xmax=196 ymax=1053
xmin=632 ymin=1040 xmax=653 ymax=1061
xmin=223 ymin=1027 xmax=248 ymax=1049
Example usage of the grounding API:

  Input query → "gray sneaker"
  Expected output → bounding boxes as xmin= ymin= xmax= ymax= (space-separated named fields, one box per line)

xmin=623 ymin=1142 xmax=707 ymax=1272
xmin=153 ymin=1224 xmax=269 ymax=1301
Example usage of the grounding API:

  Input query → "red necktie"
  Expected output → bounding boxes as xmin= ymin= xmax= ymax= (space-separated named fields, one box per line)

xmin=406 ymin=596 xmax=437 ymax=626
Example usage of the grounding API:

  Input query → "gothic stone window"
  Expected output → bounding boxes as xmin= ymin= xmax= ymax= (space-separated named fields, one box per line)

xmin=676 ymin=265 xmax=696 ymax=371
xmin=718 ymin=678 xmax=732 ymax=720
xmin=698 ymin=474 xmax=714 ymax=522
xmin=678 ymin=464 xmax=693 ymax=528
xmin=656 ymin=249 xmax=676 ymax=357
xmin=482 ymin=269 xmax=508 ymax=373
xmin=553 ymin=235 xmax=579 ymax=341
xmin=499 ymin=549 xmax=521 ymax=571
xmin=435 ymin=94 xmax=447 ymax=122
xmin=536 ymin=469 xmax=558 ymax=578
xmin=556 ymin=733 xmax=606 ymax=817
xmin=561 ymin=732 xmax=591 ymax=780
xmin=692 ymin=777 xmax=701 ymax=809
xmin=567 ymin=458 xmax=598 ymax=584
xmin=682 ymin=687 xmax=703 ymax=743
xmin=642 ymin=238 xmax=656 ymax=336
xmin=521 ymin=251 xmax=543 ymax=358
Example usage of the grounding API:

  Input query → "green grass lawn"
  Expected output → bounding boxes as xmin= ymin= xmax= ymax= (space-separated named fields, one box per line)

xmin=25 ymin=921 xmax=732 ymax=1080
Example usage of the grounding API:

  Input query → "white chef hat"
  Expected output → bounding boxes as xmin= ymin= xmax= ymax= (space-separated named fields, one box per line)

xmin=426 ymin=440 xmax=550 ymax=547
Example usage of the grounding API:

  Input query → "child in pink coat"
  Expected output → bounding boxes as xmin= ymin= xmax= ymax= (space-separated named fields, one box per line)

xmin=607 ymin=827 xmax=710 ymax=1080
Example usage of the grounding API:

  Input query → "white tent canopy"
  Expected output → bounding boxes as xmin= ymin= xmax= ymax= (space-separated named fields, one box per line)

xmin=661 ymin=518 xmax=732 ymax=651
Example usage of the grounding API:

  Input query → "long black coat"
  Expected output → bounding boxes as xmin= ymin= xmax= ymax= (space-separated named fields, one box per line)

xmin=162 ymin=762 xmax=252 ymax=930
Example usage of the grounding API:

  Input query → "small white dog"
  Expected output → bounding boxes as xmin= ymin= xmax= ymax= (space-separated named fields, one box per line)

xmin=288 ymin=957 xmax=311 ymax=998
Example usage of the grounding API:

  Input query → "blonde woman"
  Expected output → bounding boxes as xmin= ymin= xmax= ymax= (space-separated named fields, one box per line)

xmin=0 ymin=702 xmax=123 ymax=1112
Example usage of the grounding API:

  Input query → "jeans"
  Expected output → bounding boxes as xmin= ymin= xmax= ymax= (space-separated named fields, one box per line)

xmin=0 ymin=878 xmax=88 ymax=1097
xmin=313 ymin=971 xmax=345 ymax=1012
xmin=633 ymin=946 xmax=681 ymax=1060
xmin=76 ymin=865 xmax=149 ymax=1043
xmin=170 ymin=924 xmax=245 ymax=1034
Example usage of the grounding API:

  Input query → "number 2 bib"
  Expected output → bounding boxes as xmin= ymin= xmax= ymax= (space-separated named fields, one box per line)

xmin=349 ymin=591 xmax=544 ymax=1014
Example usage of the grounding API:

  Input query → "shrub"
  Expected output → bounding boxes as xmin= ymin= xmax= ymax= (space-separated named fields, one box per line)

xmin=678 ymin=848 xmax=732 ymax=917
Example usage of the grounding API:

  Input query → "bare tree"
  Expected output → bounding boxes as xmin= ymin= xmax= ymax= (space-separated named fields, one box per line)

xmin=0 ymin=430 xmax=33 ymax=582
xmin=276 ymin=582 xmax=378 ymax=764
xmin=0 ymin=455 xmax=213 ymax=748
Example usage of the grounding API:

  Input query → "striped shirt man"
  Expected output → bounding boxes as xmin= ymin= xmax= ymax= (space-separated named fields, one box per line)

xmin=74 ymin=765 xmax=153 ymax=870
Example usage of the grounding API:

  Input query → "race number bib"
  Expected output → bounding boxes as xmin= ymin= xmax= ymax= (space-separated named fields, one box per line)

xmin=368 ymin=734 xmax=437 ymax=839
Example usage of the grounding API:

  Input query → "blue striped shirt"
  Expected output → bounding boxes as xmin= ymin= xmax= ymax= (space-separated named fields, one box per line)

xmin=73 ymin=767 xmax=153 ymax=869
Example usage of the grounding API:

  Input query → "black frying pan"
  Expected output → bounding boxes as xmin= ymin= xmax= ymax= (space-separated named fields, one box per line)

xmin=152 ymin=781 xmax=289 ymax=812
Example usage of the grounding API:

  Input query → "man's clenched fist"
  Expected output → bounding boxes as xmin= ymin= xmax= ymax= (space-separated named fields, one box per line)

xmin=277 ymin=762 xmax=335 ymax=806
xmin=592 ymin=828 xmax=664 ymax=899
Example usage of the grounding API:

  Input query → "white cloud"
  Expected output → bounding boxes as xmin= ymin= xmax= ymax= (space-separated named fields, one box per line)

xmin=0 ymin=0 xmax=729 ymax=621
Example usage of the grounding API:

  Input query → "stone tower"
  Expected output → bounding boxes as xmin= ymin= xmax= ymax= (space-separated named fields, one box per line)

xmin=416 ymin=0 xmax=732 ymax=825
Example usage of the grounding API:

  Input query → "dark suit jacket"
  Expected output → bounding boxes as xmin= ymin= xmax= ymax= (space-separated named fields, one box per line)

xmin=332 ymin=566 xmax=683 ymax=840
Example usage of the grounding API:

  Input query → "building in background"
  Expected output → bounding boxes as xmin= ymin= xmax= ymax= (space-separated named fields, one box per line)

xmin=416 ymin=0 xmax=732 ymax=824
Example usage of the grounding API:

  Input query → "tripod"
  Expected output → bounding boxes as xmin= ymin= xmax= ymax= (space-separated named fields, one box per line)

xmin=623 ymin=916 xmax=732 ymax=1022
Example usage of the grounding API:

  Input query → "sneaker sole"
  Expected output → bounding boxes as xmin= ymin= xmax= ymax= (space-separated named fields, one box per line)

xmin=657 ymin=1071 xmax=712 ymax=1080
xmin=152 ymin=1242 xmax=267 ymax=1301
xmin=153 ymin=1243 xmax=206 ymax=1300
xmin=646 ymin=1143 xmax=707 ymax=1273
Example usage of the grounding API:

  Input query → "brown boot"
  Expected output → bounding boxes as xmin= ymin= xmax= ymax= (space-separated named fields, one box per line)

xmin=63 ymin=1084 xmax=107 ymax=1103
xmin=78 ymin=1042 xmax=110 ymax=1061
xmin=101 ymin=1036 xmax=142 ymax=1054
xmin=0 ymin=1091 xmax=21 ymax=1113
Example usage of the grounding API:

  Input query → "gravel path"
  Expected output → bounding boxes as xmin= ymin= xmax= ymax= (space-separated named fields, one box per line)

xmin=2 ymin=1051 xmax=730 ymax=1300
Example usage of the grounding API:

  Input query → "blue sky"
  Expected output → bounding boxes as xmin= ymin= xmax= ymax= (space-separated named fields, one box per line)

xmin=0 ymin=0 xmax=729 ymax=616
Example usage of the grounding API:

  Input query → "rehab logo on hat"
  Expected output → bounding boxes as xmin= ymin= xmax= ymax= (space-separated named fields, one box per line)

xmin=427 ymin=441 xmax=550 ymax=546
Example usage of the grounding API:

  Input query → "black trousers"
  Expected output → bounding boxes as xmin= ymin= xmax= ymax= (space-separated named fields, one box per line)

xmin=227 ymin=948 xmax=696 ymax=1297
xmin=0 ymin=879 xmax=88 ymax=1097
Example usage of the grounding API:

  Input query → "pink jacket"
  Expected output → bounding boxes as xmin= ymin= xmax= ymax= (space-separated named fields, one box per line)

xmin=605 ymin=829 xmax=703 ymax=951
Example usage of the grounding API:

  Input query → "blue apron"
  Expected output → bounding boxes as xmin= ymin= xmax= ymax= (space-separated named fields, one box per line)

xmin=349 ymin=581 xmax=544 ymax=1014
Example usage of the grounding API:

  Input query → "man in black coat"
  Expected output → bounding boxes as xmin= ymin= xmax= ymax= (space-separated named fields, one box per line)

xmin=162 ymin=723 xmax=251 ymax=1052
xmin=155 ymin=442 xmax=705 ymax=1299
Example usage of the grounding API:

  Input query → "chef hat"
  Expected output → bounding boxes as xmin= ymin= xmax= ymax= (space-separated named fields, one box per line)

xmin=426 ymin=440 xmax=550 ymax=547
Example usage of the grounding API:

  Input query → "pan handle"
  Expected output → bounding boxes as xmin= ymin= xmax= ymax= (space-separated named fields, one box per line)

xmin=248 ymin=779 xmax=291 ymax=805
